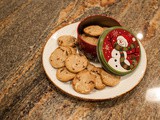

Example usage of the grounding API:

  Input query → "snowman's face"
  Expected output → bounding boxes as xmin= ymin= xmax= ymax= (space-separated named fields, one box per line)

xmin=117 ymin=36 xmax=128 ymax=47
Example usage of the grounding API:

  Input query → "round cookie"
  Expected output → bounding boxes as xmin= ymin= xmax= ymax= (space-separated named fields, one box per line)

xmin=83 ymin=25 xmax=104 ymax=37
xmin=86 ymin=63 xmax=95 ymax=71
xmin=50 ymin=46 xmax=71 ymax=68
xmin=90 ymin=67 xmax=106 ymax=90
xmin=57 ymin=35 xmax=77 ymax=47
xmin=69 ymin=47 xmax=77 ymax=54
xmin=81 ymin=34 xmax=98 ymax=45
xmin=72 ymin=70 xmax=95 ymax=94
xmin=100 ymin=70 xmax=120 ymax=87
xmin=56 ymin=67 xmax=76 ymax=82
xmin=65 ymin=54 xmax=88 ymax=73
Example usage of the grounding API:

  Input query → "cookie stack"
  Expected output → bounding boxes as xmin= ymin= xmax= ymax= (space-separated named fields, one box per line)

xmin=49 ymin=35 xmax=120 ymax=94
xmin=80 ymin=25 xmax=107 ymax=46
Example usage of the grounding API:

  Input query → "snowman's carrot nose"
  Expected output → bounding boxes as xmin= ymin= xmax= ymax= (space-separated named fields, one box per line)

xmin=119 ymin=40 xmax=123 ymax=43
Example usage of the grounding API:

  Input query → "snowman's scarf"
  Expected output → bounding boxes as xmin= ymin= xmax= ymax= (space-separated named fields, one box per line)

xmin=114 ymin=42 xmax=136 ymax=51
xmin=114 ymin=42 xmax=138 ymax=70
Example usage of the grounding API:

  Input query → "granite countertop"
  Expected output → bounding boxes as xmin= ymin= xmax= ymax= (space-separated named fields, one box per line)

xmin=0 ymin=0 xmax=160 ymax=119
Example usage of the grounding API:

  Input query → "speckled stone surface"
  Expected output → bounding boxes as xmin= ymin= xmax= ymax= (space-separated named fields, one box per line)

xmin=0 ymin=0 xmax=160 ymax=120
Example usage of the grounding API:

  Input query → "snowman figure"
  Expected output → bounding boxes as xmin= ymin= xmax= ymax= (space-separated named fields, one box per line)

xmin=108 ymin=36 xmax=131 ymax=72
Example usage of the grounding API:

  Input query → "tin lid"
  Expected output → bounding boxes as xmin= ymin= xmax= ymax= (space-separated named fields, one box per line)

xmin=97 ymin=26 xmax=141 ymax=76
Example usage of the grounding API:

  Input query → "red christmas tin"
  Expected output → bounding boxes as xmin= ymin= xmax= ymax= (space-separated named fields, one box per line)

xmin=97 ymin=26 xmax=141 ymax=75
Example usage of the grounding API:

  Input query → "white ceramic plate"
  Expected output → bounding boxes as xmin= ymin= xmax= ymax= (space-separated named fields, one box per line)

xmin=42 ymin=22 xmax=147 ymax=100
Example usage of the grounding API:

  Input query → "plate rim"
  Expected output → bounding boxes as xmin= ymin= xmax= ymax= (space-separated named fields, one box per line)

xmin=42 ymin=22 xmax=147 ymax=101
